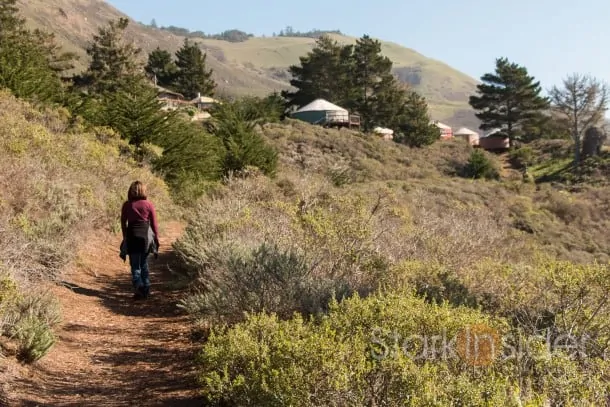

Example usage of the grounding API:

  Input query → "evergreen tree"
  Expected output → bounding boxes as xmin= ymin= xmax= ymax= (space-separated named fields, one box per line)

xmin=282 ymin=35 xmax=354 ymax=109
xmin=145 ymin=47 xmax=178 ymax=88
xmin=96 ymin=80 xmax=174 ymax=147
xmin=209 ymin=101 xmax=278 ymax=177
xmin=351 ymin=35 xmax=396 ymax=130
xmin=0 ymin=0 xmax=65 ymax=103
xmin=469 ymin=57 xmax=549 ymax=147
xmin=78 ymin=18 xmax=144 ymax=95
xmin=394 ymin=90 xmax=440 ymax=147
xmin=173 ymin=38 xmax=215 ymax=99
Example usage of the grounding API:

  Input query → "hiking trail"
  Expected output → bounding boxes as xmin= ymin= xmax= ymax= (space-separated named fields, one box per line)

xmin=4 ymin=221 xmax=204 ymax=407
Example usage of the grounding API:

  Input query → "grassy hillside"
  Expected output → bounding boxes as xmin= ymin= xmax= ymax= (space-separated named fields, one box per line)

xmin=16 ymin=0 xmax=480 ymax=128
xmin=0 ymin=89 xmax=173 ymax=370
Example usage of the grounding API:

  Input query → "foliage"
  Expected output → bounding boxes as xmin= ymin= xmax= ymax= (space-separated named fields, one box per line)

xmin=283 ymin=34 xmax=437 ymax=137
xmin=173 ymin=38 xmax=216 ymax=99
xmin=208 ymin=101 xmax=278 ymax=177
xmin=145 ymin=47 xmax=178 ymax=88
xmin=549 ymin=73 xmax=609 ymax=166
xmin=75 ymin=17 xmax=144 ymax=95
xmin=0 ymin=0 xmax=66 ymax=104
xmin=463 ymin=149 xmax=500 ymax=179
xmin=197 ymin=289 xmax=610 ymax=406
xmin=152 ymin=118 xmax=223 ymax=203
xmin=282 ymin=35 xmax=354 ymax=109
xmin=85 ymin=79 xmax=175 ymax=147
xmin=276 ymin=26 xmax=343 ymax=38
xmin=150 ymin=24 xmax=254 ymax=42
xmin=394 ymin=91 xmax=440 ymax=147
xmin=469 ymin=57 xmax=550 ymax=146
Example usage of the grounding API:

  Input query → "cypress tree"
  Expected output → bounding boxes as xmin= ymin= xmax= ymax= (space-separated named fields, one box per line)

xmin=173 ymin=38 xmax=216 ymax=99
xmin=145 ymin=47 xmax=178 ymax=89
xmin=78 ymin=18 xmax=144 ymax=95
xmin=0 ymin=0 xmax=65 ymax=103
xmin=394 ymin=90 xmax=440 ymax=147
xmin=282 ymin=35 xmax=353 ymax=109
xmin=469 ymin=57 xmax=549 ymax=147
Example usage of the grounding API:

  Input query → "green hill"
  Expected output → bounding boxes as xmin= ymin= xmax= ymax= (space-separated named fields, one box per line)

xmin=16 ymin=0 xmax=480 ymax=128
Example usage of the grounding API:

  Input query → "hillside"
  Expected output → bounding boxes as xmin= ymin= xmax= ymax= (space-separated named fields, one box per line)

xmin=17 ymin=0 xmax=480 ymax=129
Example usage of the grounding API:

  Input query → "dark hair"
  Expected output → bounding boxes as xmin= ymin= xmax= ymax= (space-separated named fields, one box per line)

xmin=127 ymin=181 xmax=147 ymax=201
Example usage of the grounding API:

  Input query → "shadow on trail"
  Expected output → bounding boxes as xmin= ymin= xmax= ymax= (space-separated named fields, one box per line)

xmin=60 ymin=249 xmax=190 ymax=319
xmin=13 ymin=242 xmax=209 ymax=407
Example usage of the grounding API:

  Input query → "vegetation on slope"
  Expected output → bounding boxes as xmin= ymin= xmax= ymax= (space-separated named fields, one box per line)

xmin=0 ymin=91 xmax=172 ymax=363
xmin=172 ymin=116 xmax=610 ymax=404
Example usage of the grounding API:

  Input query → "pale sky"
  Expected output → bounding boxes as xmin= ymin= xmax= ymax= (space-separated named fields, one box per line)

xmin=107 ymin=0 xmax=610 ymax=92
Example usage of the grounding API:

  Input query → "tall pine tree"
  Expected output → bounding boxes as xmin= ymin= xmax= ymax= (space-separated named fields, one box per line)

xmin=469 ymin=57 xmax=549 ymax=147
xmin=96 ymin=80 xmax=174 ymax=147
xmin=351 ymin=35 xmax=396 ymax=131
xmin=145 ymin=47 xmax=178 ymax=89
xmin=77 ymin=17 xmax=144 ymax=95
xmin=282 ymin=35 xmax=354 ymax=109
xmin=0 ymin=0 xmax=66 ymax=103
xmin=173 ymin=38 xmax=215 ymax=99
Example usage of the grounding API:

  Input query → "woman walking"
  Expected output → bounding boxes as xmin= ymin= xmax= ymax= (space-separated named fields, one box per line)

xmin=121 ymin=181 xmax=160 ymax=300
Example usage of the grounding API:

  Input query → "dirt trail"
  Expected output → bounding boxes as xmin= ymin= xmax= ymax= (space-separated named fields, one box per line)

xmin=4 ymin=221 xmax=204 ymax=407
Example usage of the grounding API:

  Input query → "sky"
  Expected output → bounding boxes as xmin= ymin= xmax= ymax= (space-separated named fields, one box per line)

xmin=106 ymin=0 xmax=610 ymax=93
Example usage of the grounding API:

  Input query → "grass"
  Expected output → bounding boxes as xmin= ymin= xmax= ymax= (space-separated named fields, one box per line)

xmin=17 ymin=0 xmax=479 ymax=127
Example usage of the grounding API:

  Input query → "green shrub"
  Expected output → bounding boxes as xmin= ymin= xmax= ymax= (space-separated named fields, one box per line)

xmin=463 ymin=149 xmax=499 ymax=179
xmin=13 ymin=314 xmax=55 ymax=363
xmin=197 ymin=289 xmax=610 ymax=406
xmin=196 ymin=292 xmax=519 ymax=406
xmin=509 ymin=146 xmax=535 ymax=169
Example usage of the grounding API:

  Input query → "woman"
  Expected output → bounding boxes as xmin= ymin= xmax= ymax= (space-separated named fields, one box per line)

xmin=121 ymin=181 xmax=160 ymax=300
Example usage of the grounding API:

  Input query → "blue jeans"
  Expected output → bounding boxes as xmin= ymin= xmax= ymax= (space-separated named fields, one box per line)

xmin=129 ymin=252 xmax=150 ymax=292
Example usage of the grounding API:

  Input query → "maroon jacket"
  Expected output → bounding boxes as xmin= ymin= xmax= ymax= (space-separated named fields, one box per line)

xmin=121 ymin=198 xmax=159 ymax=241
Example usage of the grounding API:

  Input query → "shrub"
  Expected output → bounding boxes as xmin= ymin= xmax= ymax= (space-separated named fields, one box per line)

xmin=179 ymin=242 xmax=315 ymax=322
xmin=197 ymin=292 xmax=523 ymax=406
xmin=463 ymin=149 xmax=499 ymax=179
xmin=197 ymin=289 xmax=610 ymax=406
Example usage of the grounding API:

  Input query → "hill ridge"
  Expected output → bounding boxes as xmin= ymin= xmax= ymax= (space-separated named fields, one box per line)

xmin=17 ymin=0 xmax=480 ymax=128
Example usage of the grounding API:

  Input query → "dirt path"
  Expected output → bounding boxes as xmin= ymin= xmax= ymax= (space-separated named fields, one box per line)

xmin=4 ymin=222 xmax=205 ymax=407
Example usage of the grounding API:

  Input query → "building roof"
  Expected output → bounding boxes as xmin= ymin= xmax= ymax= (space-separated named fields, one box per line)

xmin=454 ymin=127 xmax=479 ymax=136
xmin=431 ymin=120 xmax=452 ymax=130
xmin=156 ymin=85 xmax=184 ymax=98
xmin=191 ymin=95 xmax=218 ymax=104
xmin=373 ymin=127 xmax=394 ymax=135
xmin=296 ymin=98 xmax=348 ymax=113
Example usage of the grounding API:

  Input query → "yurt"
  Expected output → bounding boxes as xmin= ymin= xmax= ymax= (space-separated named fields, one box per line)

xmin=454 ymin=127 xmax=480 ymax=146
xmin=373 ymin=127 xmax=394 ymax=140
xmin=291 ymin=99 xmax=349 ymax=125
xmin=432 ymin=121 xmax=453 ymax=139
xmin=478 ymin=129 xmax=510 ymax=151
